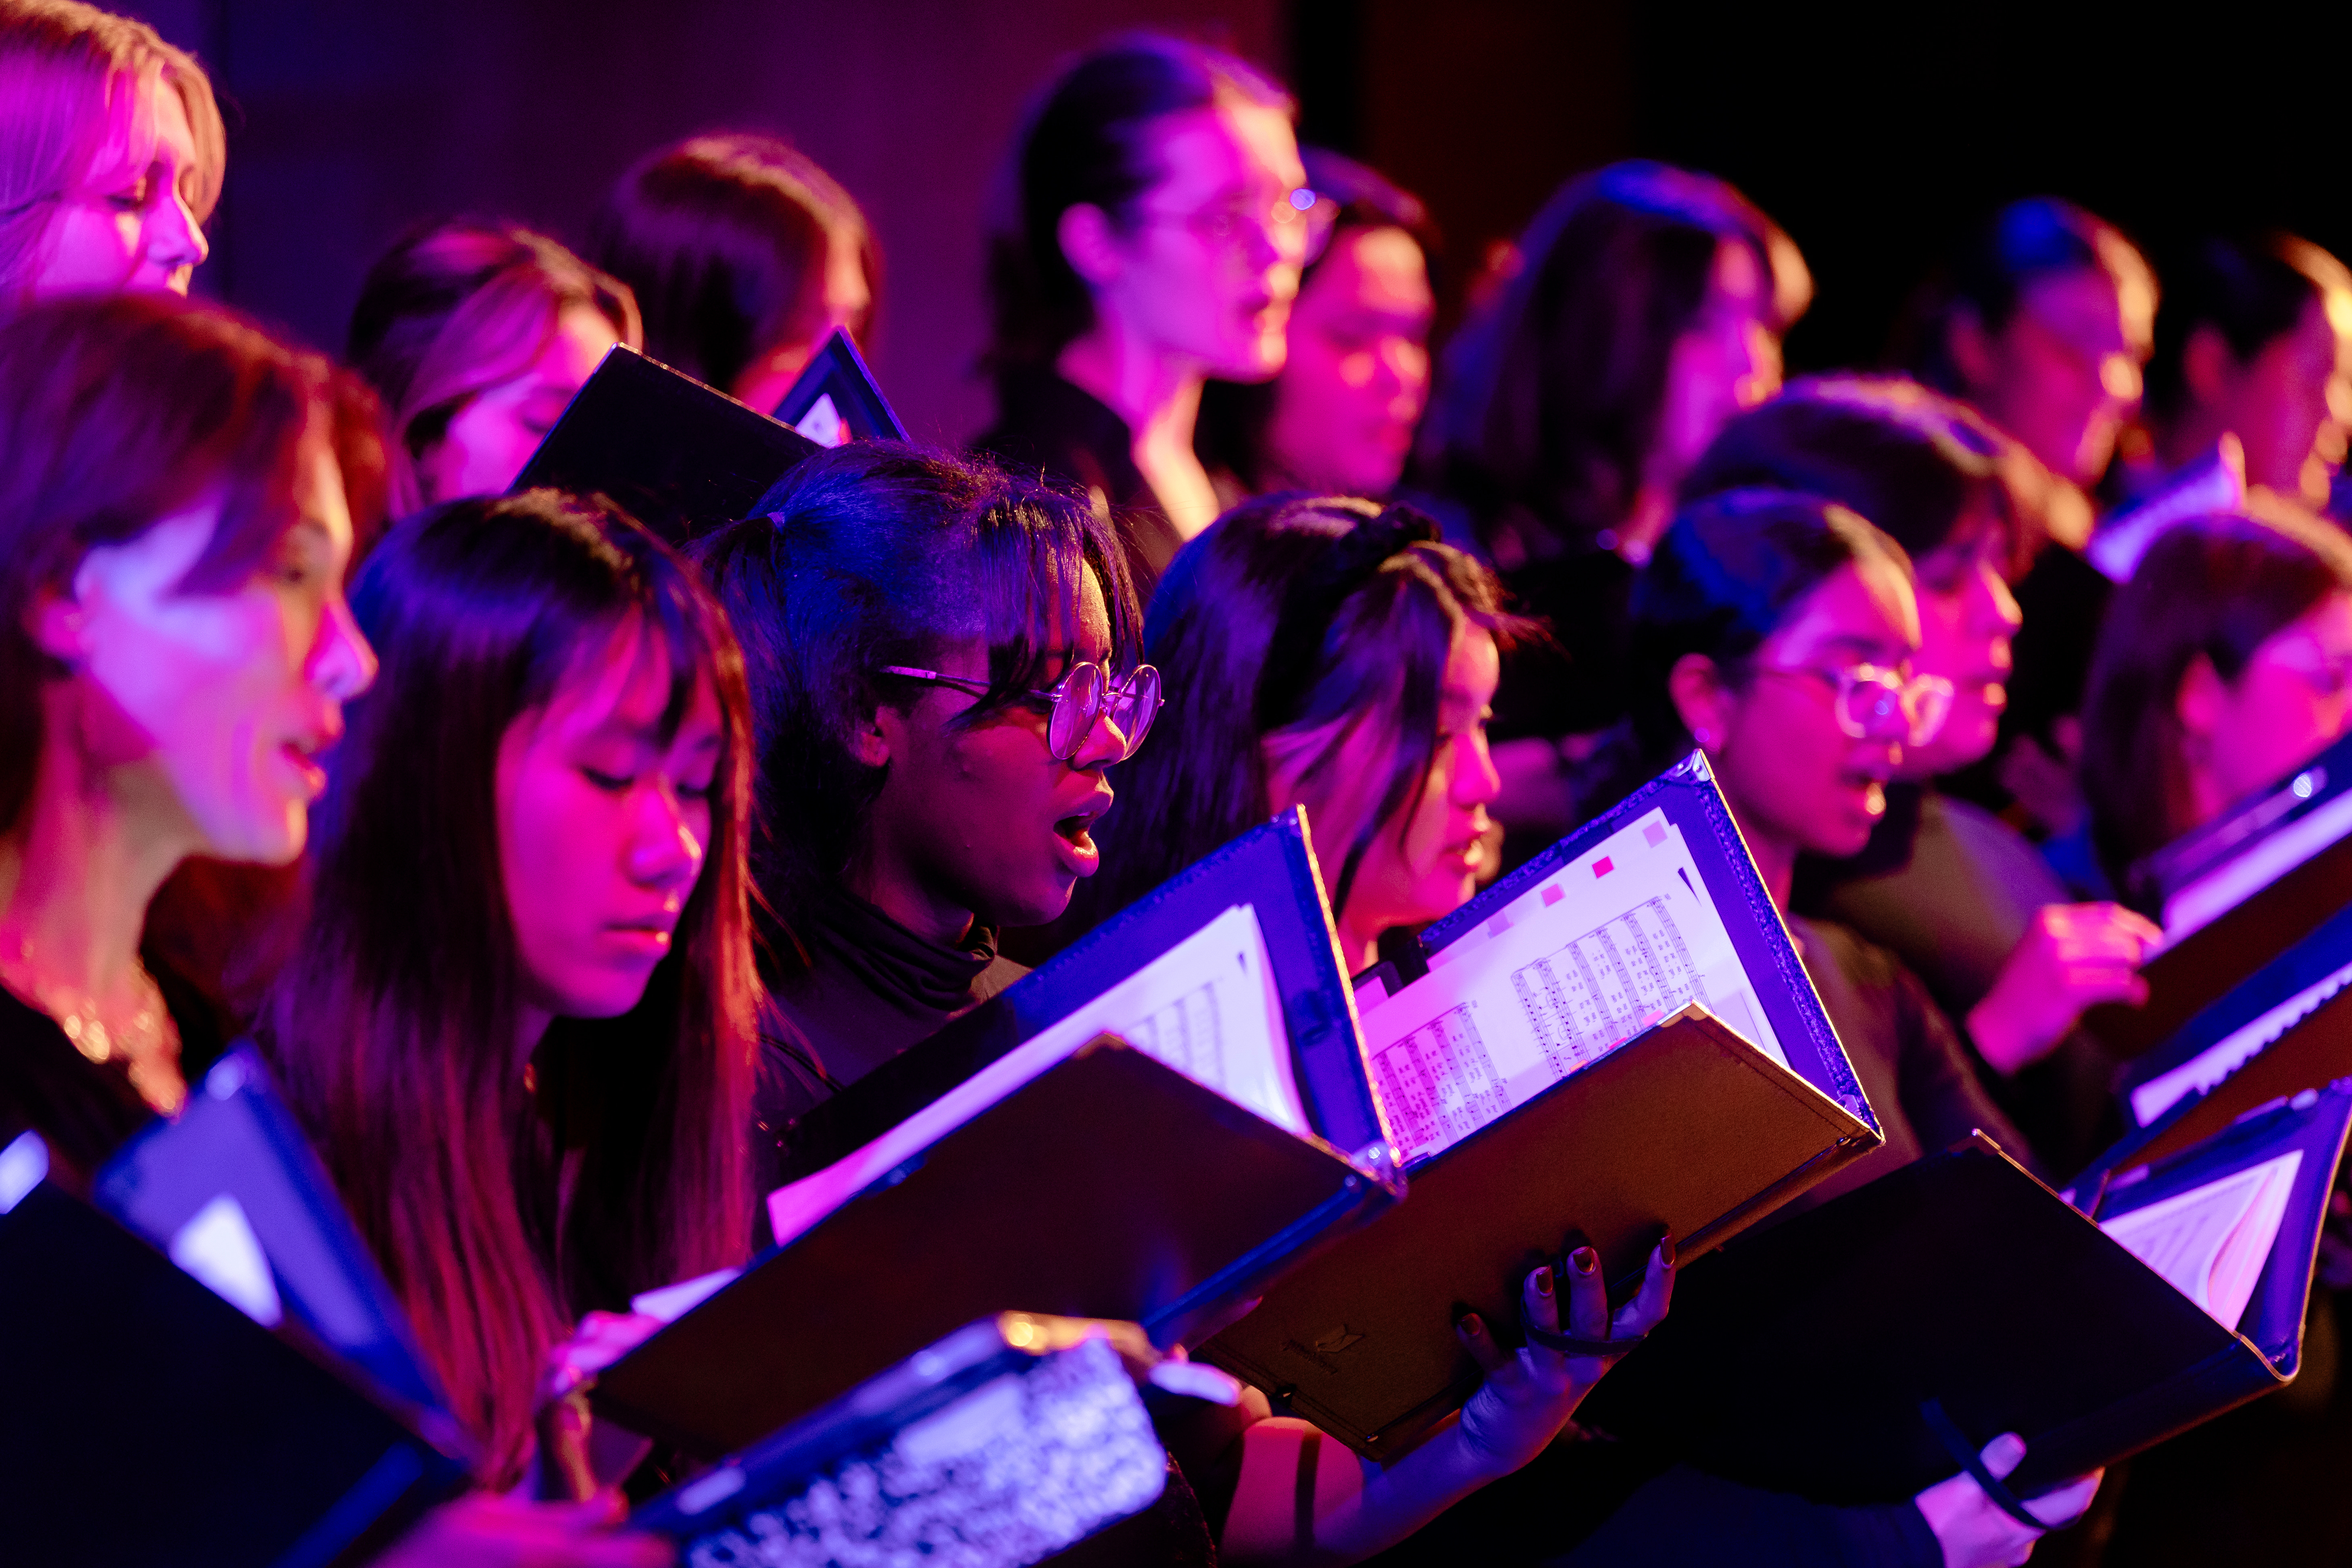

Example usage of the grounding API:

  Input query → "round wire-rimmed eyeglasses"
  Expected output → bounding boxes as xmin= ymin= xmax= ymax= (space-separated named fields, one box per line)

xmin=1755 ymin=663 xmax=1955 ymax=748
xmin=880 ymin=662 xmax=1165 ymax=762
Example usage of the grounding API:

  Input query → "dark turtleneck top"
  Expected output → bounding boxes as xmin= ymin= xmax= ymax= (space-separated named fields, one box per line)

xmin=751 ymin=884 xmax=1029 ymax=1184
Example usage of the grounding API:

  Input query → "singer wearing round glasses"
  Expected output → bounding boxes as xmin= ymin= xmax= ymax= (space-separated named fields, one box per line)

xmin=689 ymin=443 xmax=1153 ymax=1157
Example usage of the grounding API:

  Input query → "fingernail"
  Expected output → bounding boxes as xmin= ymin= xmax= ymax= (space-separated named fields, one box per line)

xmin=1535 ymin=1266 xmax=1553 ymax=1297
xmin=1458 ymin=1312 xmax=1485 ymax=1337
xmin=1658 ymin=1232 xmax=1677 ymax=1268
xmin=1571 ymin=1246 xmax=1598 ymax=1276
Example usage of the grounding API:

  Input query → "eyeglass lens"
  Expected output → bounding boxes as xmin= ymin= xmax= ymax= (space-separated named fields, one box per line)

xmin=1047 ymin=663 xmax=1161 ymax=762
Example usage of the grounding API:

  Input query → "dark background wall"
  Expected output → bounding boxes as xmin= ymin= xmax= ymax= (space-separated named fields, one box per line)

xmin=121 ymin=2 xmax=2352 ymax=442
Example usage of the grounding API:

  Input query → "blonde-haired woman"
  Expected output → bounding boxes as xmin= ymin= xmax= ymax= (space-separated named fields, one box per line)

xmin=347 ymin=220 xmax=642 ymax=516
xmin=0 ymin=0 xmax=223 ymax=298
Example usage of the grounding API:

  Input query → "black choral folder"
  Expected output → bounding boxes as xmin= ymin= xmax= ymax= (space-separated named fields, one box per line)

xmin=591 ymin=1038 xmax=1395 ymax=1456
xmin=770 ymin=326 xmax=909 ymax=446
xmin=0 ymin=1138 xmax=470 ymax=1568
xmin=778 ymin=807 xmax=1388 ymax=1177
xmin=2109 ymin=899 xmax=2352 ymax=1161
xmin=1201 ymin=754 xmax=1881 ymax=1457
xmin=2085 ymin=726 xmax=2352 ymax=1061
xmin=511 ymin=343 xmax=822 ymax=543
xmin=1581 ymin=1085 xmax=2352 ymax=1503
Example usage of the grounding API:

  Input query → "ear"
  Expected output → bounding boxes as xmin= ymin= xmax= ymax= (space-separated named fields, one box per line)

xmin=25 ymin=580 xmax=90 ymax=665
xmin=848 ymin=702 xmax=892 ymax=769
xmin=1945 ymin=305 xmax=1998 ymax=395
xmin=1667 ymin=652 xmax=1734 ymax=752
xmin=2176 ymin=651 xmax=2229 ymax=746
xmin=2181 ymin=323 xmax=2236 ymax=404
xmin=1057 ymin=202 xmax=1126 ymax=289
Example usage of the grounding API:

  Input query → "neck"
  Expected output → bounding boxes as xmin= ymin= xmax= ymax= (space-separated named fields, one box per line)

xmin=0 ymin=691 xmax=200 ymax=1006
xmin=1056 ymin=320 xmax=1205 ymax=460
xmin=516 ymin=1004 xmax=553 ymax=1074
xmin=843 ymin=856 xmax=978 ymax=951
xmin=1335 ymin=911 xmax=1382 ymax=979
xmin=2151 ymin=407 xmax=2231 ymax=478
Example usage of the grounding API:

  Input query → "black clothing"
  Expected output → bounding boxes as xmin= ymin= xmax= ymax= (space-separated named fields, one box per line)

xmin=976 ymin=367 xmax=1186 ymax=603
xmin=751 ymin=886 xmax=1027 ymax=1211
xmin=1943 ymin=543 xmax=2113 ymax=832
xmin=0 ymin=956 xmax=228 ymax=1193
xmin=1789 ymin=915 xmax=2035 ymax=1196
xmin=1797 ymin=786 xmax=2121 ymax=1174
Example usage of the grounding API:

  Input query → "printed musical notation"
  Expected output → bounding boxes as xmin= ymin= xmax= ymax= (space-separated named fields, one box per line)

xmin=1368 ymin=1006 xmax=1510 ymax=1161
xmin=1124 ymin=983 xmax=1227 ymax=1089
xmin=1511 ymin=897 xmax=1705 ymax=1077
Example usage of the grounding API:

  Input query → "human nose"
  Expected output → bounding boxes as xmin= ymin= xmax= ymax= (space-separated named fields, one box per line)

xmin=149 ymin=186 xmax=208 ymax=275
xmin=1977 ymin=561 xmax=2023 ymax=639
xmin=308 ymin=594 xmax=378 ymax=702
xmin=1456 ymin=729 xmax=1503 ymax=811
xmin=2099 ymin=352 xmax=2141 ymax=406
xmin=1066 ymin=696 xmax=1131 ymax=771
xmin=628 ymin=778 xmax=707 ymax=889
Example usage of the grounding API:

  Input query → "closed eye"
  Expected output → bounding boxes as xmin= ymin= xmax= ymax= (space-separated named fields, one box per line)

xmin=581 ymin=767 xmax=632 ymax=793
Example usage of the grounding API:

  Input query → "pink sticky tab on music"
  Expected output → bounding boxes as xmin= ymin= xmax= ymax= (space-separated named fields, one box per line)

xmin=1593 ymin=857 xmax=1614 ymax=877
xmin=1643 ymin=822 xmax=1668 ymax=848
xmin=1541 ymin=884 xmax=1564 ymax=907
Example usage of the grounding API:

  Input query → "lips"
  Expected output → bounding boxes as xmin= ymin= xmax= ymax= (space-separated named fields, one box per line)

xmin=1051 ymin=792 xmax=1113 ymax=878
xmin=279 ymin=738 xmax=329 ymax=801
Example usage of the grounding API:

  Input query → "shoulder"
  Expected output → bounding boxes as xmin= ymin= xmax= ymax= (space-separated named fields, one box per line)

xmin=0 ymin=988 xmax=153 ymax=1189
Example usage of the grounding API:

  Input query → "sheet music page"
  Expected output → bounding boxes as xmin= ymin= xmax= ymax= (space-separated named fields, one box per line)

xmin=1368 ymin=807 xmax=1789 ymax=1164
xmin=767 ymin=903 xmax=1299 ymax=1247
xmin=2130 ymin=955 xmax=2352 ymax=1126
xmin=2099 ymin=1149 xmax=2304 ymax=1329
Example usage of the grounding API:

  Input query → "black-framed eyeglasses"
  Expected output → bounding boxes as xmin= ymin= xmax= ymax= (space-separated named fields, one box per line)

xmin=880 ymin=661 xmax=1164 ymax=762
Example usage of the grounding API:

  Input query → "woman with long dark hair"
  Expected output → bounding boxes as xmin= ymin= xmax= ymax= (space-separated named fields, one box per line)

xmin=977 ymin=33 xmax=1320 ymax=597
xmin=264 ymin=489 xmax=759 ymax=1498
xmin=348 ymin=221 xmax=642 ymax=516
xmin=0 ymin=294 xmax=661 ymax=1567
xmin=0 ymin=0 xmax=222 ymax=298
xmin=1410 ymin=160 xmax=1810 ymax=852
xmin=590 ymin=131 xmax=878 ymax=416
xmin=1195 ymin=148 xmax=1438 ymax=501
xmin=1069 ymin=494 xmax=1522 ymax=972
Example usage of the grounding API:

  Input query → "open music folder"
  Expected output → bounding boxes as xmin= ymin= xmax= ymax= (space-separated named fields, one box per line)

xmin=1198 ymin=752 xmax=1883 ymax=1458
xmin=2084 ymin=725 xmax=2352 ymax=1061
xmin=1580 ymin=1084 xmax=2352 ymax=1503
xmin=0 ymin=1130 xmax=471 ymax=1568
xmin=592 ymin=1036 xmax=1394 ymax=1457
xmin=633 ymin=1314 xmax=1167 ymax=1568
xmin=510 ymin=343 xmax=822 ymax=543
xmin=770 ymin=325 xmax=909 ymax=446
xmin=778 ymin=807 xmax=1391 ymax=1176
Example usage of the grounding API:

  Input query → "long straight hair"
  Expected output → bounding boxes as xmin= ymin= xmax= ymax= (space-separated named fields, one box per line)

xmin=1074 ymin=494 xmax=1524 ymax=940
xmin=263 ymin=490 xmax=757 ymax=1487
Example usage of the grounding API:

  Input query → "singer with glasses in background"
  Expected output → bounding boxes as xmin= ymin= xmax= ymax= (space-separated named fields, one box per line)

xmin=976 ymin=32 xmax=1328 ymax=602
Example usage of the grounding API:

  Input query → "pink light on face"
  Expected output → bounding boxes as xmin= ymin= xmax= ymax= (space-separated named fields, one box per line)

xmin=496 ymin=617 xmax=722 ymax=1024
